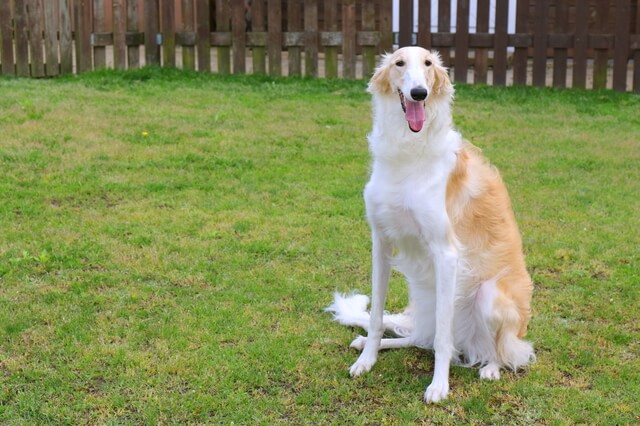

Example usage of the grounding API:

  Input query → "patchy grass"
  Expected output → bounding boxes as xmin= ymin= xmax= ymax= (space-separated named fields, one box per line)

xmin=0 ymin=68 xmax=638 ymax=424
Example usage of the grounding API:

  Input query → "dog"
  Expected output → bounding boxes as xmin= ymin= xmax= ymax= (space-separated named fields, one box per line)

xmin=326 ymin=47 xmax=535 ymax=403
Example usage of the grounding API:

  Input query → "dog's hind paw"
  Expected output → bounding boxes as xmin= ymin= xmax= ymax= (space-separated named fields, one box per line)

xmin=349 ymin=335 xmax=367 ymax=351
xmin=479 ymin=363 xmax=501 ymax=380
xmin=424 ymin=381 xmax=449 ymax=403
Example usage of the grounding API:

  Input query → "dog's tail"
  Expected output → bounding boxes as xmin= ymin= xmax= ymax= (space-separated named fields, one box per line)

xmin=325 ymin=292 xmax=413 ymax=337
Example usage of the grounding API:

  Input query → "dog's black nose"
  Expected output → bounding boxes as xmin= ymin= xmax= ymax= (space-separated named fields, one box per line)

xmin=410 ymin=87 xmax=428 ymax=101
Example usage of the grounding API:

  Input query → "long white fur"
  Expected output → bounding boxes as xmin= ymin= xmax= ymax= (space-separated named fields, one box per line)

xmin=326 ymin=47 xmax=535 ymax=403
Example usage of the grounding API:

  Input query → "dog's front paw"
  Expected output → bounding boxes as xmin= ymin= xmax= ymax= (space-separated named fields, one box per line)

xmin=479 ymin=363 xmax=501 ymax=380
xmin=424 ymin=380 xmax=449 ymax=403
xmin=349 ymin=353 xmax=376 ymax=377
xmin=349 ymin=335 xmax=367 ymax=351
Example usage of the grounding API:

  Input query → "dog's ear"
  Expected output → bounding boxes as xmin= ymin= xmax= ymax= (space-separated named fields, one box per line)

xmin=368 ymin=53 xmax=393 ymax=95
xmin=431 ymin=51 xmax=454 ymax=97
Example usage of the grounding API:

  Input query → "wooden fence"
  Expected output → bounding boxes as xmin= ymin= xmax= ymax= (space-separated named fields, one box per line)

xmin=0 ymin=1 xmax=639 ymax=91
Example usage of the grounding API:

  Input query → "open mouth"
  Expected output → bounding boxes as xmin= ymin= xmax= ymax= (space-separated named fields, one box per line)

xmin=398 ymin=89 xmax=426 ymax=133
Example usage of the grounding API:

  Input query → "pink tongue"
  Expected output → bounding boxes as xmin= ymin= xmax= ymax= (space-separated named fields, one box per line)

xmin=405 ymin=100 xmax=425 ymax=132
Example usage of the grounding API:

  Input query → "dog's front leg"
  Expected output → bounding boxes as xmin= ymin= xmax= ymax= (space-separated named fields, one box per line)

xmin=349 ymin=231 xmax=392 ymax=377
xmin=424 ymin=240 xmax=458 ymax=403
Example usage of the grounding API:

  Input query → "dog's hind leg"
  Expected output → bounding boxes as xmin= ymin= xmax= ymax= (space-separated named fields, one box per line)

xmin=350 ymin=335 xmax=415 ymax=351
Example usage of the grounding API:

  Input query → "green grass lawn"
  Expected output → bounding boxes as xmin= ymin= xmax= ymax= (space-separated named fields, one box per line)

xmin=0 ymin=68 xmax=638 ymax=424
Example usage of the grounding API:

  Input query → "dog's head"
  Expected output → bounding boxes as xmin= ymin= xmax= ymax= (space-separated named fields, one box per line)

xmin=368 ymin=47 xmax=453 ymax=133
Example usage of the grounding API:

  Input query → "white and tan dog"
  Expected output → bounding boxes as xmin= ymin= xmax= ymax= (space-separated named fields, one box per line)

xmin=327 ymin=47 xmax=535 ymax=403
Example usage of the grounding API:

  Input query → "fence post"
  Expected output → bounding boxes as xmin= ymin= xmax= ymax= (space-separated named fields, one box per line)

xmin=267 ymin=0 xmax=281 ymax=76
xmin=612 ymin=0 xmax=631 ymax=92
xmin=0 ymin=0 xmax=15 ymax=76
xmin=144 ymin=0 xmax=160 ymax=66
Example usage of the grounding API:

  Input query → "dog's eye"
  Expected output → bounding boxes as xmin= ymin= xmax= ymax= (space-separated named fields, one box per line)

xmin=425 ymin=60 xmax=432 ymax=67
xmin=395 ymin=60 xmax=405 ymax=67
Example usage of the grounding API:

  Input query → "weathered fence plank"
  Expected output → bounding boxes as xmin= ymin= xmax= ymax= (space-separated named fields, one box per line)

xmin=15 ymin=0 xmax=30 ymax=77
xmin=0 ymin=0 xmax=15 ymax=76
xmin=532 ymin=0 xmax=548 ymax=87
xmin=286 ymin=0 xmax=301 ymax=76
xmin=454 ymin=0 xmax=469 ymax=83
xmin=513 ymin=0 xmax=528 ymax=85
xmin=379 ymin=0 xmax=393 ymax=53
xmin=552 ymin=0 xmax=568 ymax=88
xmin=635 ymin=0 xmax=640 ymax=92
xmin=267 ymin=0 xmax=282 ymax=76
xmin=250 ymin=0 xmax=265 ymax=74
xmin=231 ymin=0 xmax=244 ymax=73
xmin=398 ymin=0 xmax=413 ymax=48
xmin=161 ymin=0 xmax=176 ymax=67
xmin=93 ymin=0 xmax=107 ymax=69
xmin=144 ymin=0 xmax=160 ymax=65
xmin=438 ymin=0 xmax=451 ymax=66
xmin=362 ymin=0 xmax=377 ymax=78
xmin=343 ymin=0 xmax=356 ymax=78
xmin=613 ymin=0 xmax=631 ymax=91
xmin=43 ymin=0 xmax=60 ymax=76
xmin=127 ymin=0 xmax=140 ymax=69
xmin=304 ymin=0 xmax=318 ymax=78
xmin=196 ymin=0 xmax=211 ymax=72
xmin=324 ymin=0 xmax=338 ymax=78
xmin=493 ymin=0 xmax=508 ymax=85
xmin=215 ymin=0 xmax=230 ymax=74
xmin=28 ymin=0 xmax=45 ymax=77
xmin=59 ymin=0 xmax=73 ymax=74
xmin=417 ymin=0 xmax=432 ymax=50
xmin=572 ymin=0 xmax=588 ymax=88
xmin=593 ymin=2 xmax=609 ymax=89
xmin=113 ymin=0 xmax=126 ymax=69
xmin=474 ymin=0 xmax=490 ymax=84
xmin=182 ymin=0 xmax=196 ymax=70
